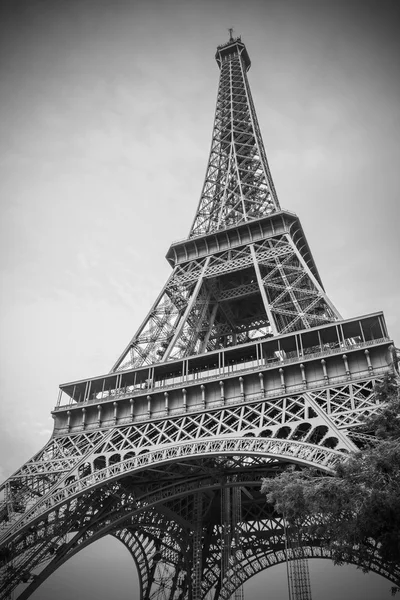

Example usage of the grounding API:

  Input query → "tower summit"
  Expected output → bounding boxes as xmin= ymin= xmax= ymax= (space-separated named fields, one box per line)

xmin=191 ymin=35 xmax=276 ymax=238
xmin=0 ymin=37 xmax=398 ymax=600
xmin=111 ymin=36 xmax=340 ymax=372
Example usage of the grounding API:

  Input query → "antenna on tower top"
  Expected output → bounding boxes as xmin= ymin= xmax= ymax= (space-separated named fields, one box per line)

xmin=228 ymin=27 xmax=234 ymax=41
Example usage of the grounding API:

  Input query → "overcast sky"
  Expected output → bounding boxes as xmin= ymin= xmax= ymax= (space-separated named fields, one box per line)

xmin=1 ymin=0 xmax=399 ymax=598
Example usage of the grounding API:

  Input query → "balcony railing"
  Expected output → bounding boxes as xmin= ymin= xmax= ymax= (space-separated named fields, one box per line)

xmin=54 ymin=337 xmax=389 ymax=412
xmin=53 ymin=365 xmax=389 ymax=435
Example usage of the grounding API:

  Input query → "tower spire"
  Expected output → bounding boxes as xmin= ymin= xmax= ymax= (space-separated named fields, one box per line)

xmin=190 ymin=37 xmax=280 ymax=238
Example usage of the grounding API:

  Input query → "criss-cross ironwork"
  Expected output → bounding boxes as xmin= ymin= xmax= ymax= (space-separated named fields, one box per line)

xmin=0 ymin=36 xmax=398 ymax=600
xmin=190 ymin=37 xmax=279 ymax=237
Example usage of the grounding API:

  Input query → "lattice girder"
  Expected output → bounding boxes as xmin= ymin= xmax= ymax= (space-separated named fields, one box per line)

xmin=1 ymin=34 xmax=398 ymax=600
xmin=190 ymin=38 xmax=279 ymax=237
xmin=0 ymin=439 xmax=345 ymax=555
xmin=117 ymin=516 xmax=189 ymax=600
xmin=0 ymin=373 xmax=386 ymax=543
xmin=113 ymin=221 xmax=341 ymax=371
xmin=2 ymin=472 xmax=399 ymax=600
xmin=2 ymin=364 xmax=395 ymax=598
xmin=111 ymin=36 xmax=341 ymax=372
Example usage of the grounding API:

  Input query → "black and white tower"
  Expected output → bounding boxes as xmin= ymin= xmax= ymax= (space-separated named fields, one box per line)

xmin=1 ymin=36 xmax=398 ymax=600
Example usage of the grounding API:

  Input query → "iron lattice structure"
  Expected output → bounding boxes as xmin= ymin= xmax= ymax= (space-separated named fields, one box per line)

xmin=285 ymin=522 xmax=313 ymax=600
xmin=0 ymin=36 xmax=399 ymax=600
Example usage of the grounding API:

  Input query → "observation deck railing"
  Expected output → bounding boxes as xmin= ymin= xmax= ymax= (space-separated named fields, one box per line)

xmin=54 ymin=336 xmax=389 ymax=412
xmin=54 ymin=364 xmax=389 ymax=435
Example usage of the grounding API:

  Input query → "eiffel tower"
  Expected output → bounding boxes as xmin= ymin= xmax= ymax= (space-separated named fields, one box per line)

xmin=1 ymin=35 xmax=399 ymax=600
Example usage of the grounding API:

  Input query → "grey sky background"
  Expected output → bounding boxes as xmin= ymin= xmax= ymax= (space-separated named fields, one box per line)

xmin=0 ymin=0 xmax=399 ymax=598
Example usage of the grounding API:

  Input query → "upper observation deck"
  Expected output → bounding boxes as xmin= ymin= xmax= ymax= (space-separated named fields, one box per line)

xmin=215 ymin=36 xmax=251 ymax=71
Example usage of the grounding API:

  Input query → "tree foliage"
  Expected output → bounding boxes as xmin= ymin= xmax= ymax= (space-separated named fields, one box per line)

xmin=261 ymin=373 xmax=400 ymax=574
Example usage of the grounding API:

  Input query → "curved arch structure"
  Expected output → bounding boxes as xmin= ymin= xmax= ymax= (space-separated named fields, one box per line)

xmin=1 ymin=435 xmax=342 ymax=547
xmin=3 ymin=472 xmax=399 ymax=600
xmin=1 ymin=445 xmax=399 ymax=599
xmin=0 ymin=34 xmax=398 ymax=600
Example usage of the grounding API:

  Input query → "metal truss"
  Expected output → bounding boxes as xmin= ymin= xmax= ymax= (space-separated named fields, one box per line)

xmin=190 ymin=37 xmax=279 ymax=237
xmin=0 ymin=35 xmax=398 ymax=600
xmin=113 ymin=235 xmax=341 ymax=371
xmin=111 ymin=37 xmax=341 ymax=373
xmin=1 ymin=371 xmax=398 ymax=598
xmin=1 ymin=471 xmax=398 ymax=600
xmin=285 ymin=522 xmax=312 ymax=600
xmin=1 ymin=376 xmax=381 ymax=523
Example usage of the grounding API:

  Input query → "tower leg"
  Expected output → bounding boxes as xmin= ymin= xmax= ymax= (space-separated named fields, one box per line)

xmin=220 ymin=483 xmax=244 ymax=600
xmin=232 ymin=487 xmax=244 ymax=600
xmin=192 ymin=493 xmax=203 ymax=600
xmin=285 ymin=523 xmax=312 ymax=600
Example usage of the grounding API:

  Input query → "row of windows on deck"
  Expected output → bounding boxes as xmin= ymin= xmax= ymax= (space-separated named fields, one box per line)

xmin=57 ymin=334 xmax=383 ymax=407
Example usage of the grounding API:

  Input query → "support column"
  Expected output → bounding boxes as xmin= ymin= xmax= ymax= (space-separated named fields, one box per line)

xmin=163 ymin=257 xmax=211 ymax=361
xmin=201 ymin=385 xmax=206 ymax=409
xmin=192 ymin=493 xmax=203 ymax=600
xmin=220 ymin=381 xmax=225 ymax=404
xmin=258 ymin=372 xmax=265 ymax=395
xmin=364 ymin=349 xmax=373 ymax=371
xmin=250 ymin=244 xmax=278 ymax=335
xmin=130 ymin=398 xmax=134 ymax=421
xmin=286 ymin=234 xmax=342 ymax=320
xmin=221 ymin=482 xmax=231 ymax=585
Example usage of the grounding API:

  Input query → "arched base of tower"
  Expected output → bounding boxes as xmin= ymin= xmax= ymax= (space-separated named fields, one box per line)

xmin=3 ymin=454 xmax=399 ymax=600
